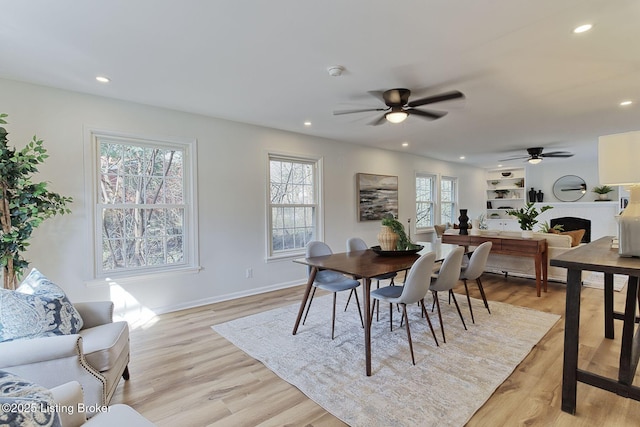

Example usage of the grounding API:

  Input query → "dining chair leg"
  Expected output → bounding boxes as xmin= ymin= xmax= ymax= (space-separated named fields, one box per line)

xmin=331 ymin=292 xmax=337 ymax=340
xmin=389 ymin=303 xmax=394 ymax=331
xmin=420 ymin=299 xmax=439 ymax=347
xmin=462 ymin=279 xmax=475 ymax=324
xmin=449 ymin=290 xmax=468 ymax=330
xmin=302 ymin=287 xmax=317 ymax=325
xmin=401 ymin=304 xmax=416 ymax=365
xmin=476 ymin=277 xmax=491 ymax=314
xmin=433 ymin=291 xmax=446 ymax=343
xmin=376 ymin=280 xmax=380 ymax=321
xmin=352 ymin=287 xmax=365 ymax=328
xmin=344 ymin=288 xmax=354 ymax=312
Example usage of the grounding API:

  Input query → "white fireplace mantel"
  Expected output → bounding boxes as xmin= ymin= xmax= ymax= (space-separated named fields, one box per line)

xmin=532 ymin=201 xmax=618 ymax=240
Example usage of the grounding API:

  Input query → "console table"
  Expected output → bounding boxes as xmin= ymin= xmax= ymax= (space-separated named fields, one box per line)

xmin=551 ymin=236 xmax=640 ymax=414
xmin=441 ymin=233 xmax=548 ymax=297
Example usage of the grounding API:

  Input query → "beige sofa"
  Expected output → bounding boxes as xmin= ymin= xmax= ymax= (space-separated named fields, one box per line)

xmin=480 ymin=230 xmax=581 ymax=282
xmin=0 ymin=301 xmax=130 ymax=415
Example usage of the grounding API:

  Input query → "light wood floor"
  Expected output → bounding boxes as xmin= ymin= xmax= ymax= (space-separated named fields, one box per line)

xmin=110 ymin=274 xmax=640 ymax=426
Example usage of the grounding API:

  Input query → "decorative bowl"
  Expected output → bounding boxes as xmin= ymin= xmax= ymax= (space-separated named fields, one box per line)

xmin=501 ymin=172 xmax=512 ymax=177
xmin=371 ymin=245 xmax=424 ymax=256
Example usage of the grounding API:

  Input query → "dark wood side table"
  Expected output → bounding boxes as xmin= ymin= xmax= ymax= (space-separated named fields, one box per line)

xmin=442 ymin=233 xmax=548 ymax=296
xmin=551 ymin=236 xmax=640 ymax=414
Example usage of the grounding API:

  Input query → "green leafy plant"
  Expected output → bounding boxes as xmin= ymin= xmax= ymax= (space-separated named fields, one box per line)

xmin=381 ymin=215 xmax=418 ymax=250
xmin=505 ymin=202 xmax=552 ymax=231
xmin=538 ymin=220 xmax=564 ymax=233
xmin=592 ymin=185 xmax=614 ymax=194
xmin=0 ymin=114 xmax=73 ymax=289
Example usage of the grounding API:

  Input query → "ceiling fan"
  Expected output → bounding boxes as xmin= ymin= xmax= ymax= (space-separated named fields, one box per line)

xmin=500 ymin=147 xmax=574 ymax=164
xmin=333 ymin=88 xmax=465 ymax=125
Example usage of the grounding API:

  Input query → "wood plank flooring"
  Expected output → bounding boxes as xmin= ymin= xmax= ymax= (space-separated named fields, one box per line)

xmin=110 ymin=273 xmax=640 ymax=426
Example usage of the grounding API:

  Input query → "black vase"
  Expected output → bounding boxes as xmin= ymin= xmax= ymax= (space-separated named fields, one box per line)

xmin=528 ymin=187 xmax=537 ymax=203
xmin=458 ymin=209 xmax=469 ymax=235
xmin=536 ymin=190 xmax=544 ymax=202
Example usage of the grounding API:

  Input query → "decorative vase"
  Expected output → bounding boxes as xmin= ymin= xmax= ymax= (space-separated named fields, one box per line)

xmin=470 ymin=219 xmax=480 ymax=235
xmin=458 ymin=209 xmax=469 ymax=235
xmin=536 ymin=190 xmax=544 ymax=202
xmin=377 ymin=225 xmax=398 ymax=251
xmin=522 ymin=230 xmax=534 ymax=239
xmin=528 ymin=187 xmax=537 ymax=203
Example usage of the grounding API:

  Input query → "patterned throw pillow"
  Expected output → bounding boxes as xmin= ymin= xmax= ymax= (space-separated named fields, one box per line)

xmin=0 ymin=370 xmax=62 ymax=427
xmin=0 ymin=268 xmax=83 ymax=342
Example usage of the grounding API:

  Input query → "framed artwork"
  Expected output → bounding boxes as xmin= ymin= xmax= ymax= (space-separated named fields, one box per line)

xmin=357 ymin=173 xmax=398 ymax=221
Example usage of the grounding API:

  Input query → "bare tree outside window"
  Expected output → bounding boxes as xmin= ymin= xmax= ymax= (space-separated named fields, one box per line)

xmin=415 ymin=174 xmax=435 ymax=229
xmin=98 ymin=140 xmax=186 ymax=273
xmin=441 ymin=176 xmax=457 ymax=225
xmin=269 ymin=156 xmax=317 ymax=255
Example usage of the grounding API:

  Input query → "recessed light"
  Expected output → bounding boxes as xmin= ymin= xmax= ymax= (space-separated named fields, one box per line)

xmin=96 ymin=76 xmax=110 ymax=83
xmin=573 ymin=24 xmax=593 ymax=34
xmin=402 ymin=142 xmax=409 ymax=147
xmin=497 ymin=164 xmax=503 ymax=168
xmin=459 ymin=156 xmax=465 ymax=160
xmin=304 ymin=121 xmax=312 ymax=126
xmin=620 ymin=100 xmax=633 ymax=107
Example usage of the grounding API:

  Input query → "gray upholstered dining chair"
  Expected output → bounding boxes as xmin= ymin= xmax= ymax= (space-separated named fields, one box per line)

xmin=429 ymin=246 xmax=466 ymax=343
xmin=370 ymin=251 xmax=439 ymax=365
xmin=302 ymin=241 xmax=364 ymax=339
xmin=459 ymin=241 xmax=492 ymax=323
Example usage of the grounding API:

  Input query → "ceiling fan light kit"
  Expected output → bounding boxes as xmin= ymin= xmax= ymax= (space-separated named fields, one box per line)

xmin=385 ymin=110 xmax=408 ymax=124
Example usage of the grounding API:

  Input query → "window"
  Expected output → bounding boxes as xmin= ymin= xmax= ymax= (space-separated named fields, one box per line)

xmin=440 ymin=176 xmax=458 ymax=225
xmin=268 ymin=154 xmax=321 ymax=258
xmin=91 ymin=131 xmax=198 ymax=278
xmin=415 ymin=173 xmax=435 ymax=230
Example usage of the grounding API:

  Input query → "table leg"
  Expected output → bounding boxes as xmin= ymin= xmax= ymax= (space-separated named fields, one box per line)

xmin=292 ymin=267 xmax=318 ymax=335
xmin=534 ymin=253 xmax=542 ymax=297
xmin=562 ymin=268 xmax=582 ymax=414
xmin=542 ymin=245 xmax=548 ymax=293
xmin=619 ymin=276 xmax=639 ymax=386
xmin=604 ymin=273 xmax=614 ymax=339
xmin=363 ymin=277 xmax=372 ymax=376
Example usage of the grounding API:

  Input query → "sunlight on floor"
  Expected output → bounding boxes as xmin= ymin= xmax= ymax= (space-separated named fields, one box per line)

xmin=107 ymin=279 xmax=159 ymax=330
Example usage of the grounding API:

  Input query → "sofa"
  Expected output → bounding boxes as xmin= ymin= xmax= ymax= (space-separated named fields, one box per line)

xmin=0 ymin=270 xmax=130 ymax=416
xmin=479 ymin=230 xmax=582 ymax=283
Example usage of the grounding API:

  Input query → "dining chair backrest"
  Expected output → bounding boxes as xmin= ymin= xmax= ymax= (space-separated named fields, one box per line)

xmin=306 ymin=241 xmax=333 ymax=276
xmin=461 ymin=241 xmax=492 ymax=281
xmin=397 ymin=251 xmax=437 ymax=304
xmin=430 ymin=246 xmax=465 ymax=292
xmin=346 ymin=237 xmax=368 ymax=253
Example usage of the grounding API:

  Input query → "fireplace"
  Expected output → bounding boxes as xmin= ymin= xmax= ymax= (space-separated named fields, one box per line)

xmin=550 ymin=216 xmax=591 ymax=243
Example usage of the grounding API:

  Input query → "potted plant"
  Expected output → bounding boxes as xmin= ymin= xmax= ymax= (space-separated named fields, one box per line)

xmin=592 ymin=185 xmax=614 ymax=200
xmin=538 ymin=220 xmax=564 ymax=233
xmin=505 ymin=202 xmax=553 ymax=238
xmin=379 ymin=215 xmax=419 ymax=250
xmin=0 ymin=114 xmax=73 ymax=289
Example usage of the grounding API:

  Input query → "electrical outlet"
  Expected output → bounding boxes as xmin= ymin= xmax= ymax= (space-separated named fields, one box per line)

xmin=245 ymin=268 xmax=253 ymax=279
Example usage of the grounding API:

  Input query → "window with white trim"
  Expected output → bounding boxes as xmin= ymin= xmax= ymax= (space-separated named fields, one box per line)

xmin=440 ymin=176 xmax=458 ymax=225
xmin=92 ymin=131 xmax=198 ymax=278
xmin=415 ymin=173 xmax=436 ymax=230
xmin=268 ymin=154 xmax=320 ymax=258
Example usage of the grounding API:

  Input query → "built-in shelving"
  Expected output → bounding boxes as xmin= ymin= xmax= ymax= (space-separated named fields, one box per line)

xmin=485 ymin=167 xmax=526 ymax=229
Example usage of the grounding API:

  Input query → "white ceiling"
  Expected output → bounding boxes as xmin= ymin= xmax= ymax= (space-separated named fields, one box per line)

xmin=2 ymin=0 xmax=639 ymax=168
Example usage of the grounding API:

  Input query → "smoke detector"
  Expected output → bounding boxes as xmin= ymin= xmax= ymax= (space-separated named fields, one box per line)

xmin=327 ymin=65 xmax=345 ymax=77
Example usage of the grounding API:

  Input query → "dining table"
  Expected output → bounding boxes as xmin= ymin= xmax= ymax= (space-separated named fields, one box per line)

xmin=292 ymin=240 xmax=463 ymax=376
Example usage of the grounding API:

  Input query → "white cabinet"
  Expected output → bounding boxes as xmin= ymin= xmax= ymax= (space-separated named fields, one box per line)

xmin=486 ymin=168 xmax=526 ymax=229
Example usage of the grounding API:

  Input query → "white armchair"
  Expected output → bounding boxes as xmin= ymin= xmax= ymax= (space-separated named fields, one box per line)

xmin=0 ymin=301 xmax=130 ymax=415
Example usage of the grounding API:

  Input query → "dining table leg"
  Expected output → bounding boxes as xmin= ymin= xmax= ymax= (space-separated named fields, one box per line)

xmin=292 ymin=267 xmax=318 ymax=335
xmin=363 ymin=277 xmax=372 ymax=376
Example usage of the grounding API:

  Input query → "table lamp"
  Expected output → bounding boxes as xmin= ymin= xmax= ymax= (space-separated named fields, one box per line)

xmin=598 ymin=131 xmax=640 ymax=257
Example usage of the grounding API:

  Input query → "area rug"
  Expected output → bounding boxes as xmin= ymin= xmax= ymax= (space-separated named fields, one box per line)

xmin=582 ymin=271 xmax=627 ymax=291
xmin=213 ymin=294 xmax=560 ymax=427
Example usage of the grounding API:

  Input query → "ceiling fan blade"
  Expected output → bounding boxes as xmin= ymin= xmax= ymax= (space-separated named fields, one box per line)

xmin=333 ymin=108 xmax=387 ymax=116
xmin=408 ymin=108 xmax=447 ymax=120
xmin=540 ymin=151 xmax=574 ymax=158
xmin=407 ymin=90 xmax=465 ymax=108
xmin=498 ymin=155 xmax=529 ymax=161
xmin=369 ymin=114 xmax=388 ymax=126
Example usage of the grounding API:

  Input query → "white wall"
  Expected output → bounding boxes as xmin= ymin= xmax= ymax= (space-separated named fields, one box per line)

xmin=0 ymin=78 xmax=485 ymax=320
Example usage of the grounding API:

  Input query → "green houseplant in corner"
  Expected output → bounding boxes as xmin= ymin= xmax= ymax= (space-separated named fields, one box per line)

xmin=592 ymin=184 xmax=614 ymax=201
xmin=505 ymin=202 xmax=553 ymax=238
xmin=0 ymin=114 xmax=73 ymax=289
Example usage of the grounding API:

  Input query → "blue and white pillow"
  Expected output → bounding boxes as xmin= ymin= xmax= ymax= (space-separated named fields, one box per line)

xmin=0 ymin=370 xmax=62 ymax=427
xmin=0 ymin=268 xmax=83 ymax=342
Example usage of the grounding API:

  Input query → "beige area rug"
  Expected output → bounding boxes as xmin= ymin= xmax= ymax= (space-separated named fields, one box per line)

xmin=582 ymin=271 xmax=627 ymax=291
xmin=213 ymin=293 xmax=560 ymax=427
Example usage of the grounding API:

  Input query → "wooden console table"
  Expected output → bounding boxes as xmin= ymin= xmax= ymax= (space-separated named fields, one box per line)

xmin=441 ymin=233 xmax=548 ymax=297
xmin=551 ymin=236 xmax=640 ymax=414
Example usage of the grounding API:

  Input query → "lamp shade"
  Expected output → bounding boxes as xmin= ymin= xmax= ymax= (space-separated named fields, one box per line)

xmin=598 ymin=131 xmax=640 ymax=185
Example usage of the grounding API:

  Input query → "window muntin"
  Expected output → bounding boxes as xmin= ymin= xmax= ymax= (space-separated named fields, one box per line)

xmin=94 ymin=133 xmax=196 ymax=277
xmin=268 ymin=155 xmax=318 ymax=257
xmin=415 ymin=174 xmax=435 ymax=229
